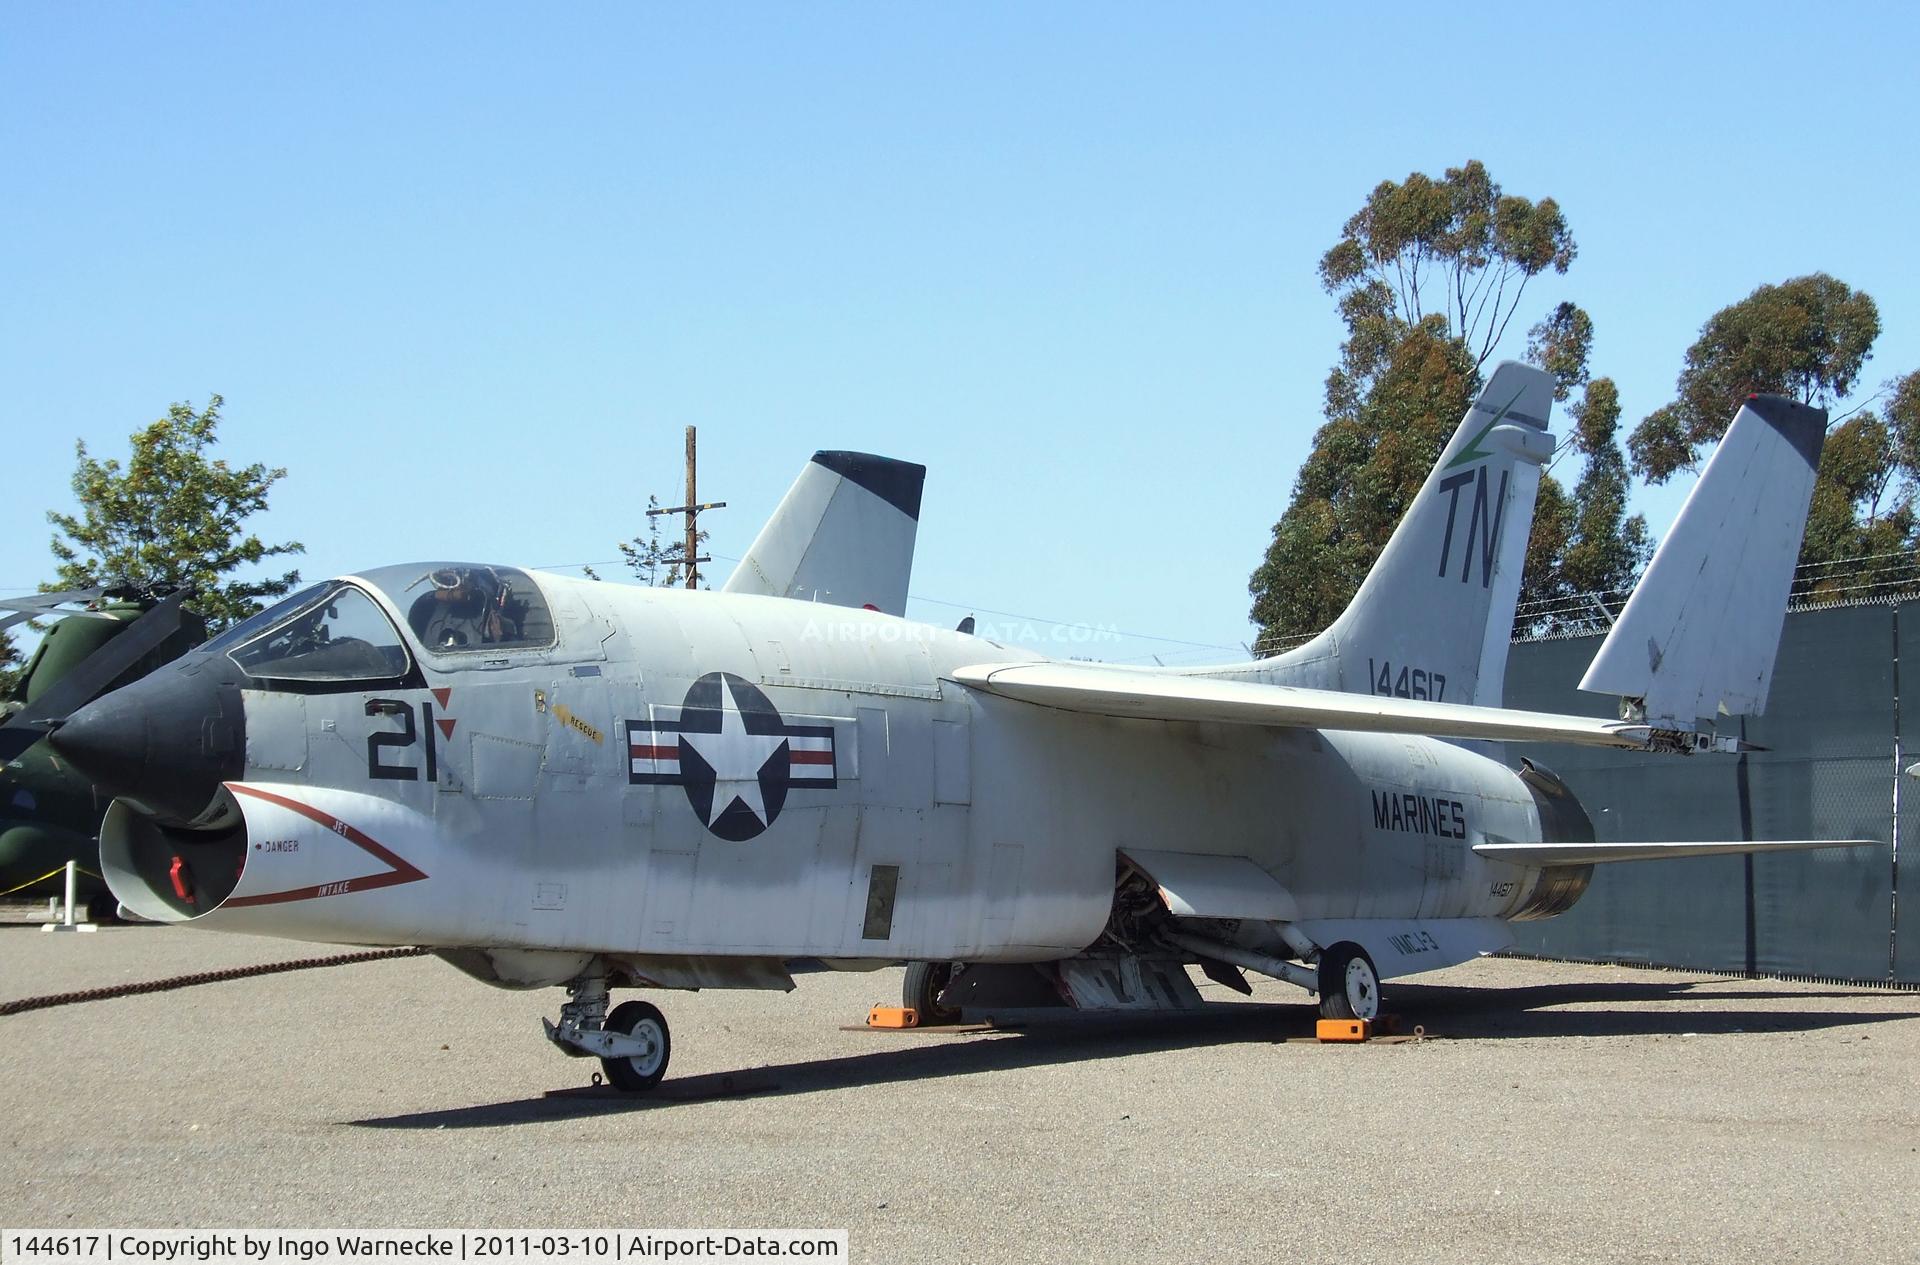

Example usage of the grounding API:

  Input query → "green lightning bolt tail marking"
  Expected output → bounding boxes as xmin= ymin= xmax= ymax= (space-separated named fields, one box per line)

xmin=1444 ymin=387 xmax=1527 ymax=469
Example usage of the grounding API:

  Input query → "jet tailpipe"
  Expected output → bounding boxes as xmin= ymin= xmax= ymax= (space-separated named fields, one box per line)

xmin=1509 ymin=759 xmax=1597 ymax=921
xmin=1160 ymin=929 xmax=1318 ymax=993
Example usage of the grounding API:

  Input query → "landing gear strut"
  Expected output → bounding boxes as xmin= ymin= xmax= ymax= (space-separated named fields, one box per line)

xmin=543 ymin=974 xmax=673 ymax=1092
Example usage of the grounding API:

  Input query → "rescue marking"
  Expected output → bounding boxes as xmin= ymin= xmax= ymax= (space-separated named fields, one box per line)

xmin=552 ymin=703 xmax=605 ymax=744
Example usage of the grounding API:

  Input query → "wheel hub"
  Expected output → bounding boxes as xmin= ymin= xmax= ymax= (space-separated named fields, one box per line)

xmin=1344 ymin=958 xmax=1379 ymax=1019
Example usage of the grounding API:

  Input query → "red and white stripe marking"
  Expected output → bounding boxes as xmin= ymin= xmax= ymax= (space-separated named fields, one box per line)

xmin=629 ymin=732 xmax=836 ymax=783
xmin=630 ymin=739 xmax=683 ymax=779
xmin=787 ymin=732 xmax=835 ymax=784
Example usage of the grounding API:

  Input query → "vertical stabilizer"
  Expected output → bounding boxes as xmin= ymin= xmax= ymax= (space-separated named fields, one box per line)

xmin=722 ymin=451 xmax=925 ymax=616
xmin=1579 ymin=395 xmax=1825 ymax=726
xmin=1227 ymin=362 xmax=1556 ymax=706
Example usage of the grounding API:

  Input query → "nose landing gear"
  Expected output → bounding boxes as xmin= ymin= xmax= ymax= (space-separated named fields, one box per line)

xmin=600 ymin=1000 xmax=671 ymax=1091
xmin=543 ymin=974 xmax=673 ymax=1091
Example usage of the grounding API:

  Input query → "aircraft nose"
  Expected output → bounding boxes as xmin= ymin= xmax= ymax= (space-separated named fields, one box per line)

xmin=49 ymin=660 xmax=245 ymax=825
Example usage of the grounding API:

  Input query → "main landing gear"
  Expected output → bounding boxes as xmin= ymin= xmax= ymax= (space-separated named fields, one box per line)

xmin=902 ymin=961 xmax=962 ymax=1025
xmin=1159 ymin=921 xmax=1384 ymax=1021
xmin=1316 ymin=942 xmax=1381 ymax=1021
xmin=543 ymin=974 xmax=672 ymax=1091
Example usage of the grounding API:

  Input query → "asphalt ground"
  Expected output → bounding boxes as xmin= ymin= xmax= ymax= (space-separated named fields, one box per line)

xmin=2 ymin=918 xmax=1916 ymax=1264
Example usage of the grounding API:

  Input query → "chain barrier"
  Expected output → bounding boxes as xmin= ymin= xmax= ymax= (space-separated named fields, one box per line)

xmin=0 ymin=946 xmax=430 ymax=1017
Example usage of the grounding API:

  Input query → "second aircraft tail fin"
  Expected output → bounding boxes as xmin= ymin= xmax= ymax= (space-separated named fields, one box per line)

xmin=1579 ymin=395 xmax=1826 ymax=727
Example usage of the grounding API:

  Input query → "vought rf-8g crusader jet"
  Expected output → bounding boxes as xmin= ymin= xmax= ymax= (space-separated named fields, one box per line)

xmin=38 ymin=368 xmax=1870 ymax=1091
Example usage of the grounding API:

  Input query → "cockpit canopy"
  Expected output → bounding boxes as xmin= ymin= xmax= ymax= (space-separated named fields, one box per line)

xmin=361 ymin=563 xmax=556 ymax=655
xmin=201 ymin=563 xmax=556 ymax=687
xmin=218 ymin=585 xmax=410 ymax=682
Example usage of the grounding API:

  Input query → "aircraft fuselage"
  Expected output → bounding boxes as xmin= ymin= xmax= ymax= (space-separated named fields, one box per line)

xmin=98 ymin=576 xmax=1573 ymax=985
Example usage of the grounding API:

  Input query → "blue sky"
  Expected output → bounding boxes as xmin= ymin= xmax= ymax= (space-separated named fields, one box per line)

xmin=4 ymin=4 xmax=1914 ymax=664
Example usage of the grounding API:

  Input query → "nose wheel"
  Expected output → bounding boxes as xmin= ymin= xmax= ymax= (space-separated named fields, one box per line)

xmin=543 ymin=975 xmax=673 ymax=1092
xmin=600 ymin=999 xmax=671 ymax=1091
xmin=1317 ymin=942 xmax=1381 ymax=1021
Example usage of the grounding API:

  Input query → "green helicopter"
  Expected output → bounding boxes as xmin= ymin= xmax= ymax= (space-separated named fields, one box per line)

xmin=0 ymin=587 xmax=204 ymax=917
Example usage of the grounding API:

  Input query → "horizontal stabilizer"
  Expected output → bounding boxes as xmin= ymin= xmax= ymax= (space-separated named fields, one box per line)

xmin=1473 ymin=838 xmax=1876 ymax=866
xmin=950 ymin=661 xmax=1741 ymax=752
xmin=1580 ymin=394 xmax=1826 ymax=725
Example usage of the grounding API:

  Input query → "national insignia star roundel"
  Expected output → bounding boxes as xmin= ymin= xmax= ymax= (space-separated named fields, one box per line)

xmin=625 ymin=671 xmax=837 ymax=841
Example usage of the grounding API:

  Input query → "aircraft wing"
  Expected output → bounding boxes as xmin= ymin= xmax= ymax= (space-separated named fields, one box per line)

xmin=947 ymin=661 xmax=1737 ymax=752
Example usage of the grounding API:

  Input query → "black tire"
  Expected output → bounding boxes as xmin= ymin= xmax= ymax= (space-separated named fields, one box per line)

xmin=600 ymin=999 xmax=671 ymax=1092
xmin=1317 ymin=943 xmax=1381 ymax=1021
xmin=903 ymin=961 xmax=961 ymax=1025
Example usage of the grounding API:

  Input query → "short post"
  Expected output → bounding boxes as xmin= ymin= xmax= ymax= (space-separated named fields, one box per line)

xmin=42 ymin=860 xmax=98 ymax=934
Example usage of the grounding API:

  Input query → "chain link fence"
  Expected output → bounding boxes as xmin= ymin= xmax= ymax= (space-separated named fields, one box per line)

xmin=1252 ymin=552 xmax=1920 ymax=658
xmin=1504 ymin=602 xmax=1908 ymax=983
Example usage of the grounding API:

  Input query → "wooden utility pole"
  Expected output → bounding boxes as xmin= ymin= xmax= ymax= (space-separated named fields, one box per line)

xmin=684 ymin=427 xmax=699 ymax=589
xmin=646 ymin=425 xmax=725 ymax=588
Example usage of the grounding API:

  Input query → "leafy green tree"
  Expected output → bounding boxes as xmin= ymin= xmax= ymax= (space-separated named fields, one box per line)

xmin=1526 ymin=301 xmax=1593 ymax=399
xmin=1626 ymin=276 xmax=1916 ymax=593
xmin=48 ymin=395 xmax=303 ymax=631
xmin=1628 ymin=274 xmax=1881 ymax=483
xmin=1317 ymin=160 xmax=1575 ymax=383
xmin=1559 ymin=380 xmax=1652 ymax=594
xmin=1252 ymin=162 xmax=1638 ymax=649
xmin=0 ymin=629 xmax=22 ymax=699
xmin=1887 ymin=369 xmax=1920 ymax=474
xmin=1249 ymin=321 xmax=1476 ymax=642
xmin=1514 ymin=377 xmax=1653 ymax=632
xmin=600 ymin=494 xmax=706 ymax=587
xmin=1793 ymin=368 xmax=1920 ymax=596
xmin=1510 ymin=301 xmax=1651 ymax=630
